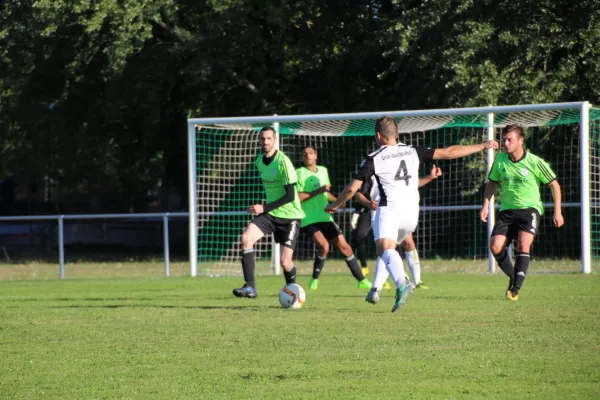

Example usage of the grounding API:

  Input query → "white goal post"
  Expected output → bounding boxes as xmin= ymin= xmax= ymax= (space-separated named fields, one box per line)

xmin=187 ymin=101 xmax=597 ymax=277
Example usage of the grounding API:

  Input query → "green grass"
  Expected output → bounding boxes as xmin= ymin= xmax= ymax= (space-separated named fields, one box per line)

xmin=1 ymin=262 xmax=599 ymax=399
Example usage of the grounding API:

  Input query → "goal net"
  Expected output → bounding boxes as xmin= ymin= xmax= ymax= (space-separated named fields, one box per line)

xmin=188 ymin=103 xmax=600 ymax=276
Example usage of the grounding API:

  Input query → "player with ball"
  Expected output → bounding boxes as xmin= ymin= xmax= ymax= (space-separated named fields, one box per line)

xmin=232 ymin=126 xmax=307 ymax=303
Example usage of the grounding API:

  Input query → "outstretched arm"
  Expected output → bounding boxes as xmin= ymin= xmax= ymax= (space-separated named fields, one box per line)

xmin=325 ymin=179 xmax=363 ymax=213
xmin=433 ymin=140 xmax=498 ymax=160
xmin=548 ymin=180 xmax=564 ymax=227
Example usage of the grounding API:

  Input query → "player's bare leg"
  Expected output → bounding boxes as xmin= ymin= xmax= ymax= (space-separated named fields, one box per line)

xmin=309 ymin=231 xmax=329 ymax=289
xmin=490 ymin=234 xmax=514 ymax=299
xmin=280 ymin=246 xmax=297 ymax=285
xmin=511 ymin=231 xmax=534 ymax=300
xmin=333 ymin=235 xmax=371 ymax=289
xmin=233 ymin=223 xmax=264 ymax=298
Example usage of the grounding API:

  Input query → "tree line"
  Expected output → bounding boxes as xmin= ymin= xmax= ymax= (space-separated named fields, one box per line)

xmin=1 ymin=0 xmax=599 ymax=213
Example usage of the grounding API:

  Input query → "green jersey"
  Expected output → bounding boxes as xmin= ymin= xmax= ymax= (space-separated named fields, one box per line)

xmin=488 ymin=151 xmax=556 ymax=215
xmin=255 ymin=151 xmax=305 ymax=220
xmin=296 ymin=166 xmax=334 ymax=227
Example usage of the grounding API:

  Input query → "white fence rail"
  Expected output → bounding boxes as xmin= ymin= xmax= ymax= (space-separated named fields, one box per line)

xmin=0 ymin=212 xmax=189 ymax=279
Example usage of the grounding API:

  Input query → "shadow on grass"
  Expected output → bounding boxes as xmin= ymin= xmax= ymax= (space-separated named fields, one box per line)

xmin=47 ymin=304 xmax=292 ymax=310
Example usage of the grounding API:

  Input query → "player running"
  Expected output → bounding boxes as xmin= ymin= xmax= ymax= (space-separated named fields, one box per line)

xmin=296 ymin=145 xmax=372 ymax=290
xmin=355 ymin=165 xmax=442 ymax=291
xmin=480 ymin=124 xmax=563 ymax=301
xmin=326 ymin=116 xmax=498 ymax=312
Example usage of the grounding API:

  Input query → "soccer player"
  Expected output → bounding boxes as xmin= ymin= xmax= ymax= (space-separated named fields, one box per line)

xmin=480 ymin=124 xmax=564 ymax=301
xmin=355 ymin=165 xmax=442 ymax=290
xmin=326 ymin=116 xmax=498 ymax=312
xmin=296 ymin=145 xmax=372 ymax=290
xmin=232 ymin=126 xmax=306 ymax=299
xmin=350 ymin=178 xmax=373 ymax=278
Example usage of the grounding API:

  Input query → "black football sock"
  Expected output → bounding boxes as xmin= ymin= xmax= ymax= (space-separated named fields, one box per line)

xmin=513 ymin=252 xmax=530 ymax=292
xmin=493 ymin=249 xmax=514 ymax=288
xmin=345 ymin=255 xmax=365 ymax=281
xmin=284 ymin=265 xmax=297 ymax=284
xmin=395 ymin=244 xmax=404 ymax=257
xmin=241 ymin=249 xmax=256 ymax=288
xmin=312 ymin=256 xmax=326 ymax=279
xmin=356 ymin=242 xmax=368 ymax=268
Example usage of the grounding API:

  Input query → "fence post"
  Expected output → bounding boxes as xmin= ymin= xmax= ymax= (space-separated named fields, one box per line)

xmin=163 ymin=215 xmax=170 ymax=277
xmin=58 ymin=216 xmax=65 ymax=279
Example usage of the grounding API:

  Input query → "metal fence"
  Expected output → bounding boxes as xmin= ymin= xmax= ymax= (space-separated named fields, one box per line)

xmin=0 ymin=213 xmax=189 ymax=279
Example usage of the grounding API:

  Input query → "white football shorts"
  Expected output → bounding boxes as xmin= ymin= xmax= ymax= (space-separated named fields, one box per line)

xmin=372 ymin=205 xmax=419 ymax=243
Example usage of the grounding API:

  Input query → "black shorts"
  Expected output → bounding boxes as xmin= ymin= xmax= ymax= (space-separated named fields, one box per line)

xmin=491 ymin=208 xmax=541 ymax=243
xmin=302 ymin=221 xmax=343 ymax=241
xmin=251 ymin=213 xmax=300 ymax=250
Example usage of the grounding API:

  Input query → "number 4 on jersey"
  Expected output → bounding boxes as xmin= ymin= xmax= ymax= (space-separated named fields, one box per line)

xmin=394 ymin=160 xmax=412 ymax=185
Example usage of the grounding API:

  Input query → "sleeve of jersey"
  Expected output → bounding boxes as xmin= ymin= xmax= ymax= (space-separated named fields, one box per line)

xmin=354 ymin=157 xmax=374 ymax=182
xmin=414 ymin=146 xmax=436 ymax=163
xmin=357 ymin=179 xmax=370 ymax=196
xmin=324 ymin=167 xmax=331 ymax=186
xmin=536 ymin=159 xmax=557 ymax=184
xmin=280 ymin=155 xmax=297 ymax=185
xmin=295 ymin=168 xmax=305 ymax=192
xmin=487 ymin=160 xmax=500 ymax=182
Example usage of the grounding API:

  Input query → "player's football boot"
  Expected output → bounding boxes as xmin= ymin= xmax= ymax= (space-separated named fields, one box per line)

xmin=309 ymin=278 xmax=319 ymax=290
xmin=391 ymin=279 xmax=414 ymax=312
xmin=361 ymin=267 xmax=370 ymax=278
xmin=415 ymin=281 xmax=429 ymax=289
xmin=506 ymin=289 xmax=519 ymax=301
xmin=365 ymin=287 xmax=380 ymax=304
xmin=357 ymin=278 xmax=373 ymax=289
xmin=232 ymin=284 xmax=257 ymax=298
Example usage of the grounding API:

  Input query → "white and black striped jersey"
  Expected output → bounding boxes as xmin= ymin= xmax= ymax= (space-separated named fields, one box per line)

xmin=355 ymin=143 xmax=435 ymax=208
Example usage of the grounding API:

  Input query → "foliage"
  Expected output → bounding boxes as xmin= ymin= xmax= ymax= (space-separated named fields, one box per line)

xmin=1 ymin=0 xmax=599 ymax=211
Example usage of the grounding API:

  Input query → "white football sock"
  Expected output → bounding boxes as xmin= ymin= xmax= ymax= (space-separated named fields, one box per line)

xmin=372 ymin=257 xmax=389 ymax=290
xmin=405 ymin=249 xmax=421 ymax=284
xmin=381 ymin=249 xmax=407 ymax=288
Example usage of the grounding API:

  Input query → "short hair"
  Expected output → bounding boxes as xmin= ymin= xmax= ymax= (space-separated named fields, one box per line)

xmin=259 ymin=126 xmax=276 ymax=136
xmin=502 ymin=124 xmax=525 ymax=138
xmin=302 ymin=145 xmax=317 ymax=153
xmin=375 ymin=116 xmax=398 ymax=140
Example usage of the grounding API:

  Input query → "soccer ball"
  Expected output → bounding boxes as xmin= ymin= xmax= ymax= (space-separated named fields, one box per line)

xmin=279 ymin=283 xmax=306 ymax=309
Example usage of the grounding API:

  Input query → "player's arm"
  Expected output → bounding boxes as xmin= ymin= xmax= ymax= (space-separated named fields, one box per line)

xmin=432 ymin=140 xmax=498 ymax=160
xmin=325 ymin=179 xmax=363 ymax=213
xmin=298 ymin=185 xmax=331 ymax=202
xmin=354 ymin=191 xmax=371 ymax=208
xmin=249 ymin=157 xmax=298 ymax=214
xmin=548 ymin=180 xmax=564 ymax=227
xmin=326 ymin=157 xmax=374 ymax=213
xmin=479 ymin=181 xmax=498 ymax=222
xmin=418 ymin=165 xmax=442 ymax=188
xmin=248 ymin=184 xmax=295 ymax=214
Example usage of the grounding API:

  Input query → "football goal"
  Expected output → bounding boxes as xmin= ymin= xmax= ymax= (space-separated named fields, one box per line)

xmin=187 ymin=102 xmax=600 ymax=276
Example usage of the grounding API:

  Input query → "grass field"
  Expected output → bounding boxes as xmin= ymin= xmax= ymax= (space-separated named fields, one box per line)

xmin=1 ymin=260 xmax=599 ymax=399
